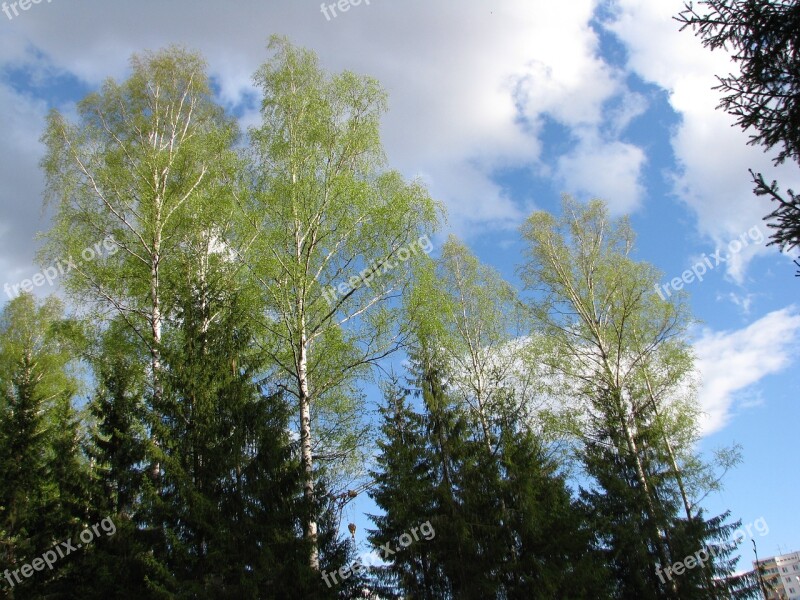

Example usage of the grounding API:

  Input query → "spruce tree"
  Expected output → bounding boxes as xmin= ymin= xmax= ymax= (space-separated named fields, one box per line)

xmin=148 ymin=274 xmax=310 ymax=598
xmin=0 ymin=294 xmax=85 ymax=599
xmin=78 ymin=318 xmax=153 ymax=599
xmin=496 ymin=419 xmax=610 ymax=599
xmin=368 ymin=377 xmax=446 ymax=599
xmin=578 ymin=387 xmax=676 ymax=599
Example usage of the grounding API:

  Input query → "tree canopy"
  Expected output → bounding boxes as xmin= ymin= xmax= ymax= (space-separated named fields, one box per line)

xmin=0 ymin=39 xmax=758 ymax=599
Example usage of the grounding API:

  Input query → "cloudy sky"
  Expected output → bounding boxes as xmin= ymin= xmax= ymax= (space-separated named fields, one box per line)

xmin=1 ymin=0 xmax=798 ymax=563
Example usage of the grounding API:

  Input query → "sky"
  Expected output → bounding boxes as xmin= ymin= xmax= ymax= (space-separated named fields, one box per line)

xmin=0 ymin=0 xmax=798 ymax=570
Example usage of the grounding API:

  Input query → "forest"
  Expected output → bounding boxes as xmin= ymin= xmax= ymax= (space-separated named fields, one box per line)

xmin=0 ymin=36 xmax=767 ymax=599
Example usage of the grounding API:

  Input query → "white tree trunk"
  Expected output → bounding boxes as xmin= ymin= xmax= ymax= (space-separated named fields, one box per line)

xmin=298 ymin=331 xmax=318 ymax=570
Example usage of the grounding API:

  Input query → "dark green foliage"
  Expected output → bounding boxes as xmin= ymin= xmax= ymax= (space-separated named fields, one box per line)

xmin=73 ymin=319 xmax=154 ymax=599
xmin=0 ymin=341 xmax=51 ymax=572
xmin=579 ymin=388 xmax=759 ymax=599
xmin=141 ymin=280 xmax=312 ymax=599
xmin=369 ymin=350 xmax=607 ymax=599
xmin=367 ymin=376 xmax=449 ymax=599
xmin=0 ymin=295 xmax=91 ymax=599
xmin=495 ymin=424 xmax=610 ymax=599
xmin=667 ymin=511 xmax=760 ymax=599
xmin=578 ymin=388 xmax=672 ymax=599
xmin=87 ymin=319 xmax=149 ymax=519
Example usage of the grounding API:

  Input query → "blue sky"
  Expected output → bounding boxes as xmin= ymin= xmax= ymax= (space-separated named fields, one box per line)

xmin=1 ymin=0 xmax=798 ymax=568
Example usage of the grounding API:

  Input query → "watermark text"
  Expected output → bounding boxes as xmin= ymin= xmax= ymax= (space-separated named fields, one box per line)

xmin=3 ymin=516 xmax=116 ymax=590
xmin=655 ymin=516 xmax=769 ymax=584
xmin=322 ymin=520 xmax=435 ymax=588
xmin=655 ymin=225 xmax=764 ymax=300
xmin=4 ymin=235 xmax=118 ymax=300
xmin=322 ymin=234 xmax=433 ymax=306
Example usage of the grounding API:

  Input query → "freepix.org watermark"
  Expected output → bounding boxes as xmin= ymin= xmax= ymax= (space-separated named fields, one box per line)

xmin=2 ymin=0 xmax=52 ymax=21
xmin=322 ymin=234 xmax=433 ymax=307
xmin=655 ymin=516 xmax=769 ymax=584
xmin=655 ymin=225 xmax=764 ymax=301
xmin=2 ymin=517 xmax=116 ymax=590
xmin=320 ymin=0 xmax=372 ymax=21
xmin=321 ymin=520 xmax=436 ymax=588
xmin=4 ymin=235 xmax=118 ymax=300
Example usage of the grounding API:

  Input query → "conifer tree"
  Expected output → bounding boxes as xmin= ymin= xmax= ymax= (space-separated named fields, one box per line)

xmin=146 ymin=266 xmax=310 ymax=598
xmin=75 ymin=318 xmax=154 ymax=599
xmin=368 ymin=377 xmax=446 ymax=599
xmin=495 ymin=416 xmax=610 ymax=599
xmin=521 ymin=197 xmax=757 ymax=599
xmin=0 ymin=294 xmax=86 ymax=599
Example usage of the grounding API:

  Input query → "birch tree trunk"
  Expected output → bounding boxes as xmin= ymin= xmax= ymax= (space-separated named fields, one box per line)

xmin=245 ymin=37 xmax=440 ymax=569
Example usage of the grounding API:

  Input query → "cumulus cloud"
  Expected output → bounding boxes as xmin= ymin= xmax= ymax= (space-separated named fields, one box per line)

xmin=0 ymin=0 xmax=656 ymax=270
xmin=512 ymin=3 xmax=649 ymax=213
xmin=0 ymin=80 xmax=52 ymax=294
xmin=693 ymin=307 xmax=800 ymax=435
xmin=606 ymin=0 xmax=800 ymax=278
xmin=555 ymin=130 xmax=646 ymax=213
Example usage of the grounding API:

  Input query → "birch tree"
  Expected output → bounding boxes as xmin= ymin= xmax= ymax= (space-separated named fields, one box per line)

xmin=41 ymin=46 xmax=237 ymax=402
xmin=519 ymin=197 xmax=751 ymax=598
xmin=405 ymin=235 xmax=533 ymax=453
xmin=40 ymin=47 xmax=239 ymax=479
xmin=242 ymin=37 xmax=440 ymax=569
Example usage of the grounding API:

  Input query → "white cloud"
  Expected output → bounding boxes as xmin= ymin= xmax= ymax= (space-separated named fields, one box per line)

xmin=719 ymin=291 xmax=756 ymax=315
xmin=0 ymin=80 xmax=52 ymax=298
xmin=608 ymin=90 xmax=649 ymax=135
xmin=693 ymin=307 xmax=800 ymax=435
xmin=514 ymin=47 xmax=618 ymax=129
xmin=555 ymin=130 xmax=646 ymax=213
xmin=0 ymin=0 xmax=655 ymax=248
xmin=607 ymin=0 xmax=800 ymax=278
xmin=512 ymin=3 xmax=649 ymax=213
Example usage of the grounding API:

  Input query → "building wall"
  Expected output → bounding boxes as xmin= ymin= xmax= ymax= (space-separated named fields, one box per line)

xmin=755 ymin=551 xmax=800 ymax=599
